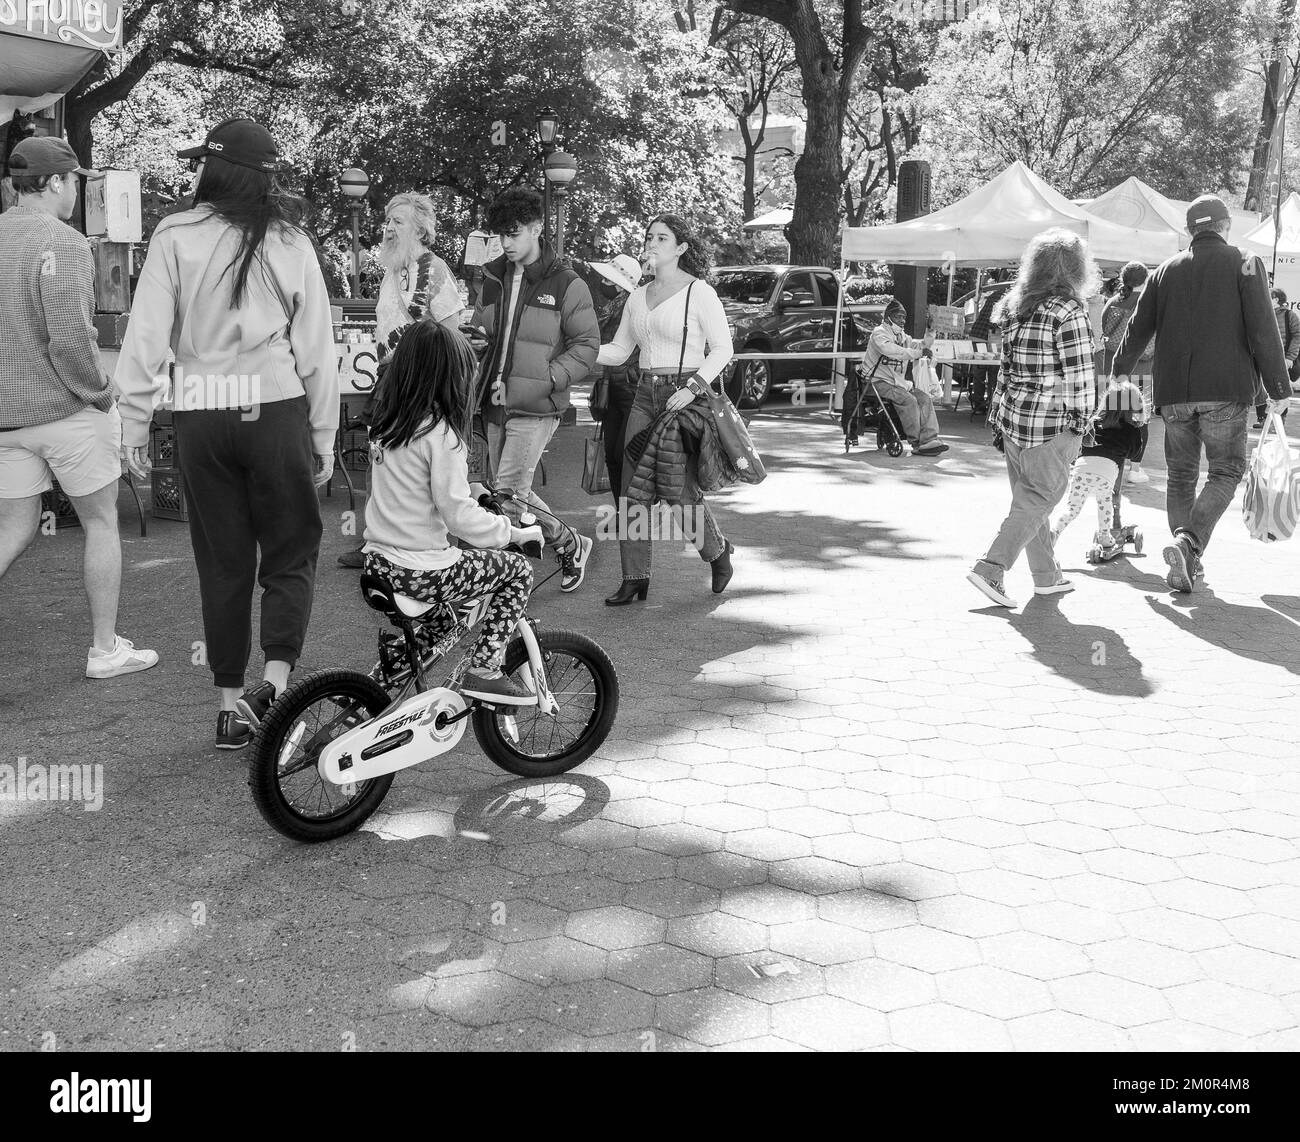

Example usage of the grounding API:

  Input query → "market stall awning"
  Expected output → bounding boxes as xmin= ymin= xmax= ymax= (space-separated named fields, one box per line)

xmin=1082 ymin=177 xmax=1260 ymax=251
xmin=1 ymin=1 xmax=123 ymax=118
xmin=840 ymin=161 xmax=1180 ymax=268
xmin=1238 ymin=193 xmax=1300 ymax=297
xmin=743 ymin=207 xmax=792 ymax=231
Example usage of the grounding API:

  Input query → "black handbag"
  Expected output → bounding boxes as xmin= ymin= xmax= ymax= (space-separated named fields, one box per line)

xmin=581 ymin=424 xmax=611 ymax=495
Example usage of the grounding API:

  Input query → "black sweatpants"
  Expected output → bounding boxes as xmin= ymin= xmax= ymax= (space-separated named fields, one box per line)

xmin=173 ymin=397 xmax=323 ymax=689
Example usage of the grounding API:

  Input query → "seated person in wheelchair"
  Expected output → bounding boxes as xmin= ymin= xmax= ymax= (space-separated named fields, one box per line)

xmin=861 ymin=299 xmax=948 ymax=456
xmin=361 ymin=318 xmax=539 ymax=704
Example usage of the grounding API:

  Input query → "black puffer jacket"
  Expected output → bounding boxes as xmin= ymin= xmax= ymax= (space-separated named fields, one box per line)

xmin=626 ymin=405 xmax=738 ymax=506
xmin=473 ymin=240 xmax=599 ymax=418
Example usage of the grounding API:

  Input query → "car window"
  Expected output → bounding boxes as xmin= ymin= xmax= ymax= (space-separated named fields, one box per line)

xmin=813 ymin=272 xmax=840 ymax=306
xmin=781 ymin=272 xmax=818 ymax=307
xmin=714 ymin=271 xmax=777 ymax=305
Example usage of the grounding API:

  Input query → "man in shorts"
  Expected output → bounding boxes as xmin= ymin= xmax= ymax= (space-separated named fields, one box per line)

xmin=0 ymin=137 xmax=157 ymax=678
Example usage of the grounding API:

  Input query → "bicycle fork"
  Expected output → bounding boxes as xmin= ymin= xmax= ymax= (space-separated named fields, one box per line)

xmin=515 ymin=618 xmax=559 ymax=718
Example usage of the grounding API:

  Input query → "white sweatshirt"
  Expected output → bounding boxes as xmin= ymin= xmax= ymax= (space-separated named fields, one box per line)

xmin=364 ymin=419 xmax=511 ymax=570
xmin=597 ymin=279 xmax=734 ymax=384
xmin=115 ymin=206 xmax=339 ymax=455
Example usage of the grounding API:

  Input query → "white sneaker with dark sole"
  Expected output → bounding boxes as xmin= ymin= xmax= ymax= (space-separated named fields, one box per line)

xmin=560 ymin=534 xmax=593 ymax=593
xmin=86 ymin=636 xmax=159 ymax=679
xmin=966 ymin=570 xmax=1016 ymax=608
xmin=459 ymin=672 xmax=536 ymax=706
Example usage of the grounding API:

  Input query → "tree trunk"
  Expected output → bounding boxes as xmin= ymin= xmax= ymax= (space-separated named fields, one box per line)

xmin=64 ymin=103 xmax=95 ymax=168
xmin=787 ymin=60 xmax=843 ymax=265
xmin=1247 ymin=1 xmax=1298 ymax=213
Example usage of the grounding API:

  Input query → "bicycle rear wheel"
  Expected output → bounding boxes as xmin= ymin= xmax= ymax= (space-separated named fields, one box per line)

xmin=247 ymin=669 xmax=394 ymax=842
xmin=472 ymin=629 xmax=618 ymax=778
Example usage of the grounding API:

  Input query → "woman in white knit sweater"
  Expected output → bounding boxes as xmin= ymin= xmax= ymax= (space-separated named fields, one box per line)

xmin=596 ymin=214 xmax=735 ymax=605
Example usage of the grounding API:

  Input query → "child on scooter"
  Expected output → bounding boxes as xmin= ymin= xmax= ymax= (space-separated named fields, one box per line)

xmin=1050 ymin=378 xmax=1148 ymax=563
xmin=362 ymin=318 xmax=538 ymax=703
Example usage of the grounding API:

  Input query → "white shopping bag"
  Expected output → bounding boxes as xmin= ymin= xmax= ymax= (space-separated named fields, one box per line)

xmin=1243 ymin=411 xmax=1300 ymax=542
xmin=913 ymin=357 xmax=943 ymax=399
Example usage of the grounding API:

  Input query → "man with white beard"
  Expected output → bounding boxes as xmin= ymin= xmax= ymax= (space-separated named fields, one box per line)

xmin=338 ymin=192 xmax=465 ymax=568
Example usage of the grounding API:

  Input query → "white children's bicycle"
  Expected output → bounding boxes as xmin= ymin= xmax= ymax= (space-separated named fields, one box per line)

xmin=247 ymin=494 xmax=619 ymax=843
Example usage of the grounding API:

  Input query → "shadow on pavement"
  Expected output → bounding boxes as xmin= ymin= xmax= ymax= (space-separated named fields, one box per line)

xmin=1005 ymin=594 xmax=1154 ymax=697
xmin=1146 ymin=588 xmax=1300 ymax=676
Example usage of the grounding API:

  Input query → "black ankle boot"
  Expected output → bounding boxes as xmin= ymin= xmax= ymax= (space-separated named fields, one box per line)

xmin=605 ymin=579 xmax=649 ymax=606
xmin=710 ymin=541 xmax=735 ymax=594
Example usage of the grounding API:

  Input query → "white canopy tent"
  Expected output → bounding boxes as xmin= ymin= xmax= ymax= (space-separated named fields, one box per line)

xmin=840 ymin=161 xmax=1180 ymax=268
xmin=742 ymin=207 xmax=792 ymax=231
xmin=1239 ymin=193 xmax=1300 ymax=298
xmin=1083 ymin=177 xmax=1259 ymax=252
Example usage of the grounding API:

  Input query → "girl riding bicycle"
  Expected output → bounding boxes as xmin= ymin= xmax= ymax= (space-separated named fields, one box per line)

xmin=362 ymin=318 xmax=538 ymax=704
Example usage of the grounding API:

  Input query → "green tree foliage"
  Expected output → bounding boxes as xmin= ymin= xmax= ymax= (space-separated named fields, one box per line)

xmin=914 ymin=0 xmax=1249 ymax=205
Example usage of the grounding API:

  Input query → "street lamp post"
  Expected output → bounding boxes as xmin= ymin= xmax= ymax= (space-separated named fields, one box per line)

xmin=544 ymin=151 xmax=578 ymax=258
xmin=339 ymin=166 xmax=370 ymax=297
xmin=535 ymin=107 xmax=560 ymax=246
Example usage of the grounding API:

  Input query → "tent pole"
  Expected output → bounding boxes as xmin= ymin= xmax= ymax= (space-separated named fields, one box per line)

xmin=946 ymin=262 xmax=956 ymax=306
xmin=832 ymin=259 xmax=847 ymax=415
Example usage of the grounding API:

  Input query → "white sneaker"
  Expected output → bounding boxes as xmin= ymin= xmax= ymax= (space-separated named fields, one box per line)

xmin=1034 ymin=579 xmax=1076 ymax=596
xmin=1126 ymin=464 xmax=1150 ymax=484
xmin=86 ymin=635 xmax=159 ymax=679
xmin=966 ymin=570 xmax=1016 ymax=608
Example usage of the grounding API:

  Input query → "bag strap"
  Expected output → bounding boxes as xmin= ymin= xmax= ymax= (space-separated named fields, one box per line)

xmin=1287 ymin=309 xmax=1298 ymax=356
xmin=677 ymin=281 xmax=696 ymax=384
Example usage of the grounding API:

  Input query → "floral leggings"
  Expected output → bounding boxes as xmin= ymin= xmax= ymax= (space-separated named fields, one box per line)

xmin=1050 ymin=459 xmax=1120 ymax=547
xmin=363 ymin=549 xmax=532 ymax=674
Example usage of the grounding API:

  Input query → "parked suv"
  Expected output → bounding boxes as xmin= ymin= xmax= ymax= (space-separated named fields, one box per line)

xmin=715 ymin=265 xmax=887 ymax=407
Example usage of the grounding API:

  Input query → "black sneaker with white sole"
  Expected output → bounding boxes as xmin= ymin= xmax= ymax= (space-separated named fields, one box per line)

xmin=559 ymin=534 xmax=593 ymax=593
xmin=216 ymin=710 xmax=252 ymax=750
xmin=235 ymin=680 xmax=277 ymax=728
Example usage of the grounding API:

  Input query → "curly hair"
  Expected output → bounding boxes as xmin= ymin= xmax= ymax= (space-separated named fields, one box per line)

xmin=486 ymin=187 xmax=544 ymax=233
xmin=385 ymin=192 xmax=438 ymax=245
xmin=645 ymin=213 xmax=713 ymax=280
xmin=1002 ymin=228 xmax=1100 ymax=324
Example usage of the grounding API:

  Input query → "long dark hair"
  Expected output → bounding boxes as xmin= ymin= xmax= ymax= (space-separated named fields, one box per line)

xmin=370 ymin=319 xmax=475 ymax=451
xmin=646 ymin=213 xmax=713 ymax=280
xmin=191 ymin=154 xmax=310 ymax=307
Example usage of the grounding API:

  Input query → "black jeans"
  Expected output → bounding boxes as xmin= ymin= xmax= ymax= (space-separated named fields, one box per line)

xmin=174 ymin=397 xmax=323 ymax=689
xmin=601 ymin=375 xmax=637 ymax=504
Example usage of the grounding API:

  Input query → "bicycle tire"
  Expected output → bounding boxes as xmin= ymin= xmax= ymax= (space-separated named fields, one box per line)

xmin=247 ymin=668 xmax=394 ymax=842
xmin=472 ymin=629 xmax=619 ymax=778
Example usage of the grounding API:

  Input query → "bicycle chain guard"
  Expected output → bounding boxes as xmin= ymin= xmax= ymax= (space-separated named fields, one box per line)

xmin=317 ymin=686 xmax=467 ymax=785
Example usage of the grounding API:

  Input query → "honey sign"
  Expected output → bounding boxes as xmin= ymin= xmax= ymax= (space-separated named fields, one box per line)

xmin=0 ymin=1 xmax=124 ymax=51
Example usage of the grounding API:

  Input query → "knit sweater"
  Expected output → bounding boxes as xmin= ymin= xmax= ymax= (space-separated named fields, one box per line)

xmin=115 ymin=206 xmax=339 ymax=454
xmin=597 ymin=280 xmax=734 ymax=385
xmin=0 ymin=204 xmax=111 ymax=429
xmin=363 ymin=419 xmax=511 ymax=571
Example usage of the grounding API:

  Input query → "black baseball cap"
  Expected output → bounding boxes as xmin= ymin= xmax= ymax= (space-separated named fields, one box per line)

xmin=1186 ymin=194 xmax=1230 ymax=230
xmin=177 ymin=117 xmax=283 ymax=172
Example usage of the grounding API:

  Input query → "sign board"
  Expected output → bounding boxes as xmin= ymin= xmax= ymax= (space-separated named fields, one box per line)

xmin=928 ymin=304 xmax=964 ymax=338
xmin=0 ymin=1 xmax=124 ymax=51
xmin=463 ymin=230 xmax=502 ymax=268
xmin=338 ymin=339 xmax=379 ymax=395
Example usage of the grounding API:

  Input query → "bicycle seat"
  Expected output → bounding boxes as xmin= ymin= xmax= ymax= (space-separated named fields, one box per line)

xmin=360 ymin=574 xmax=437 ymax=620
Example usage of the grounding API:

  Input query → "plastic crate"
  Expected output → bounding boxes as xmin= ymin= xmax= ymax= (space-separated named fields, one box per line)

xmin=150 ymin=467 xmax=188 ymax=522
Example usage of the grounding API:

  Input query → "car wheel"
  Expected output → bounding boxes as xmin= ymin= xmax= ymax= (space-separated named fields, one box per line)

xmin=736 ymin=352 xmax=772 ymax=408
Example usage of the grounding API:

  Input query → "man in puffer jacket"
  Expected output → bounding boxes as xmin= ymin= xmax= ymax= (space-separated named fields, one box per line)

xmin=474 ymin=188 xmax=600 ymax=591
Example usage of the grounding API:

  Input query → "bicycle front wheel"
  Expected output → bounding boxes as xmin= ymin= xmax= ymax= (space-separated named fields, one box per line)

xmin=247 ymin=669 xmax=394 ymax=842
xmin=472 ymin=629 xmax=619 ymax=778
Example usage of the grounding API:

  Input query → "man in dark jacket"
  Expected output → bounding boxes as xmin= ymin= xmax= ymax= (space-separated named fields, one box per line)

xmin=1113 ymin=194 xmax=1291 ymax=593
xmin=474 ymin=188 xmax=600 ymax=591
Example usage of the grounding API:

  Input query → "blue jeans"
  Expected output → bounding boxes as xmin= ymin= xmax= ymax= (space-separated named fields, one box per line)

xmin=975 ymin=431 xmax=1081 ymax=587
xmin=619 ymin=373 xmax=727 ymax=579
xmin=1161 ymin=402 xmax=1249 ymax=553
xmin=486 ymin=416 xmax=576 ymax=555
